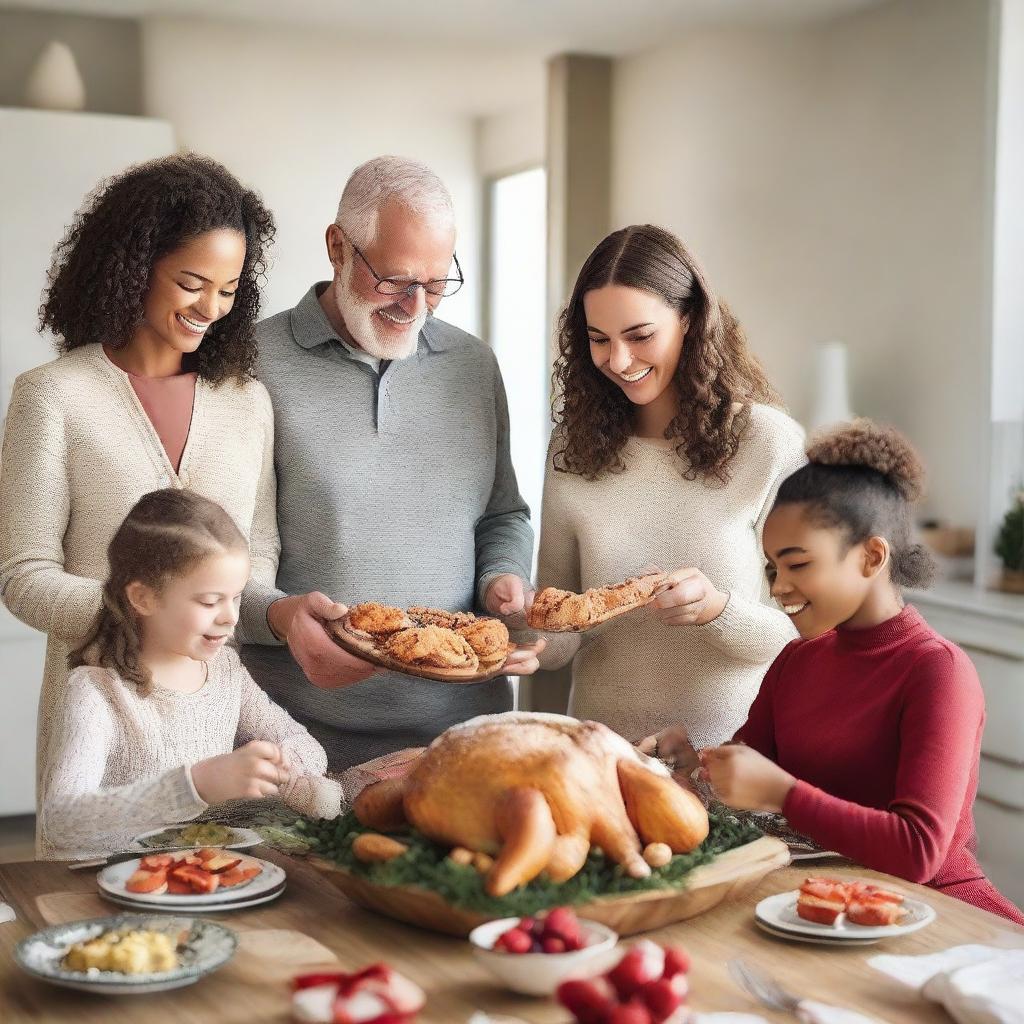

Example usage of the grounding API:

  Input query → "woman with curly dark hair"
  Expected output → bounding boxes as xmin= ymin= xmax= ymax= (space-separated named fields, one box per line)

xmin=535 ymin=224 xmax=805 ymax=749
xmin=0 ymin=154 xmax=279 ymax=854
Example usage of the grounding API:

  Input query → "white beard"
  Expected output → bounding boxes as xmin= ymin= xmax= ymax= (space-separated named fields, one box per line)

xmin=334 ymin=267 xmax=427 ymax=361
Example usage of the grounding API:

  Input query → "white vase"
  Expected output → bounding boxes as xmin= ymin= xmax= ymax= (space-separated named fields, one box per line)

xmin=808 ymin=340 xmax=855 ymax=434
xmin=23 ymin=41 xmax=86 ymax=112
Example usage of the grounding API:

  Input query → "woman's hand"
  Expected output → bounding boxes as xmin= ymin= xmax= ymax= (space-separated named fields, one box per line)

xmin=502 ymin=638 xmax=546 ymax=676
xmin=649 ymin=567 xmax=728 ymax=627
xmin=191 ymin=740 xmax=289 ymax=804
xmin=637 ymin=725 xmax=700 ymax=777
xmin=699 ymin=744 xmax=796 ymax=812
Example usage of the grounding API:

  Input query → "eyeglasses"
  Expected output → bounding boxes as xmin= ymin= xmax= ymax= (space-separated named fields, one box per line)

xmin=341 ymin=229 xmax=464 ymax=298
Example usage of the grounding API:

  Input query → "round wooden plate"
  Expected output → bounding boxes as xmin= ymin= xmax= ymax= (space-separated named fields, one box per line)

xmin=326 ymin=620 xmax=516 ymax=684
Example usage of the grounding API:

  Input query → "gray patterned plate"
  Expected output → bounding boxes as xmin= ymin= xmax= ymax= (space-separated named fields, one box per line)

xmin=14 ymin=914 xmax=237 ymax=994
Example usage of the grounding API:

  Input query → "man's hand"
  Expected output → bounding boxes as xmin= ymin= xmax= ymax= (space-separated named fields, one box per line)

xmin=484 ymin=574 xmax=529 ymax=616
xmin=700 ymin=744 xmax=796 ymax=812
xmin=649 ymin=567 xmax=728 ymax=627
xmin=268 ymin=592 xmax=377 ymax=689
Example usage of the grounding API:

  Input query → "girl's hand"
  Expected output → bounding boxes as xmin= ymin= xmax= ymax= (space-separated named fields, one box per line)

xmin=649 ymin=567 xmax=728 ymax=626
xmin=699 ymin=744 xmax=796 ymax=812
xmin=637 ymin=725 xmax=700 ymax=777
xmin=191 ymin=740 xmax=289 ymax=804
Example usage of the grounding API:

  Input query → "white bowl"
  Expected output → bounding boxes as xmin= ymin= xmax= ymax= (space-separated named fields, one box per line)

xmin=469 ymin=916 xmax=619 ymax=996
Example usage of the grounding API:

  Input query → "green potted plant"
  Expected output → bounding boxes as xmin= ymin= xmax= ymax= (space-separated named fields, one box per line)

xmin=994 ymin=490 xmax=1024 ymax=593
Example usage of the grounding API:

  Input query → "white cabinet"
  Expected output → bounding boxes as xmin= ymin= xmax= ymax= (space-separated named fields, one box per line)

xmin=0 ymin=108 xmax=175 ymax=815
xmin=909 ymin=582 xmax=1024 ymax=908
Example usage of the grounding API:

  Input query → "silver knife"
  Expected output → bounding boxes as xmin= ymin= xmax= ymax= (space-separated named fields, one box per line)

xmin=68 ymin=846 xmax=202 ymax=871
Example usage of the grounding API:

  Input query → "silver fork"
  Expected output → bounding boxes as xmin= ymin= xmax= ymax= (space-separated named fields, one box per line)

xmin=728 ymin=958 xmax=891 ymax=1023
xmin=728 ymin=958 xmax=800 ymax=1012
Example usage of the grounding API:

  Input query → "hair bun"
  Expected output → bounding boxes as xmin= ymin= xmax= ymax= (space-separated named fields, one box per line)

xmin=806 ymin=418 xmax=926 ymax=502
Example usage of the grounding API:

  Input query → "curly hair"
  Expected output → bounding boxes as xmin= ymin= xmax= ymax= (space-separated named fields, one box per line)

xmin=551 ymin=224 xmax=781 ymax=481
xmin=774 ymin=419 xmax=936 ymax=589
xmin=68 ymin=489 xmax=248 ymax=695
xmin=39 ymin=153 xmax=275 ymax=385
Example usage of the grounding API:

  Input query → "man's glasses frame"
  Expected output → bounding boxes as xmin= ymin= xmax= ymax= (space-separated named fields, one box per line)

xmin=340 ymin=228 xmax=464 ymax=298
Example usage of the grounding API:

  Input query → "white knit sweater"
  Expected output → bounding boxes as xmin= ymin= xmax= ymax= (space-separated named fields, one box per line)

xmin=0 ymin=344 xmax=280 ymax=855
xmin=39 ymin=645 xmax=341 ymax=860
xmin=536 ymin=404 xmax=806 ymax=748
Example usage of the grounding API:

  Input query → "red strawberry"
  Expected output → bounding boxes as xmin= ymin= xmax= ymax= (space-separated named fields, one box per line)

xmin=642 ymin=975 xmax=688 ymax=1021
xmin=542 ymin=936 xmax=566 ymax=954
xmin=607 ymin=942 xmax=665 ymax=1000
xmin=556 ymin=977 xmax=616 ymax=1023
xmin=661 ymin=947 xmax=691 ymax=978
xmin=495 ymin=927 xmax=532 ymax=954
xmin=607 ymin=1003 xmax=653 ymax=1024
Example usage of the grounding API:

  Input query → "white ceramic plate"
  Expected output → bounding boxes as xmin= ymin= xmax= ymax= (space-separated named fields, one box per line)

xmin=755 ymin=889 xmax=936 ymax=943
xmin=98 ymin=854 xmax=285 ymax=908
xmin=133 ymin=826 xmax=263 ymax=851
xmin=754 ymin=917 xmax=882 ymax=946
xmin=15 ymin=914 xmax=236 ymax=994
xmin=101 ymin=884 xmax=286 ymax=915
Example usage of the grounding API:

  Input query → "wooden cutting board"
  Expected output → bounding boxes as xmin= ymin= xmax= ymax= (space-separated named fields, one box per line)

xmin=309 ymin=835 xmax=789 ymax=937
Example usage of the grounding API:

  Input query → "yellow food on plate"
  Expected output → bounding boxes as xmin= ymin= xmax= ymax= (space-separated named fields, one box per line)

xmin=62 ymin=929 xmax=178 ymax=974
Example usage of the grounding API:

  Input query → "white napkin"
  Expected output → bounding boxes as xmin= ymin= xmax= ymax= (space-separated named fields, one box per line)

xmin=869 ymin=944 xmax=1024 ymax=1024
xmin=795 ymin=1002 xmax=891 ymax=1024
xmin=0 ymin=902 xmax=15 ymax=924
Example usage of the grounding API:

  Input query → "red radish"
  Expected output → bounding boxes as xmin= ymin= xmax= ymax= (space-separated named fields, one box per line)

xmin=543 ymin=907 xmax=583 ymax=945
xmin=642 ymin=975 xmax=688 ymax=1020
xmin=607 ymin=941 xmax=665 ymax=1000
xmin=556 ymin=977 xmax=616 ymax=1022
xmin=607 ymin=1003 xmax=653 ymax=1024
xmin=661 ymin=947 xmax=691 ymax=978
xmin=494 ymin=928 xmax=532 ymax=954
xmin=542 ymin=937 xmax=566 ymax=954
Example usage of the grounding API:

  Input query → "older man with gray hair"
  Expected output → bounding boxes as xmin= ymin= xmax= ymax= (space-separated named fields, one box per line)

xmin=239 ymin=155 xmax=542 ymax=771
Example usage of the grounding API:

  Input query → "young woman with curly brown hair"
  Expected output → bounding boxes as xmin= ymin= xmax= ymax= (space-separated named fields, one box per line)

xmin=534 ymin=225 xmax=805 ymax=748
xmin=0 ymin=154 xmax=279 ymax=855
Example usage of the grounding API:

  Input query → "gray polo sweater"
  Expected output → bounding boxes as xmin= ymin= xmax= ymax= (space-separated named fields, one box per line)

xmin=239 ymin=284 xmax=533 ymax=769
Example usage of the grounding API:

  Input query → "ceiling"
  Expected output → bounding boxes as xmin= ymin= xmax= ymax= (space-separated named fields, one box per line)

xmin=5 ymin=0 xmax=890 ymax=55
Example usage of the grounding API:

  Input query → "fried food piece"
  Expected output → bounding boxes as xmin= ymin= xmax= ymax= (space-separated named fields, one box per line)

xmin=348 ymin=602 xmax=411 ymax=637
xmin=528 ymin=574 xmax=662 ymax=630
xmin=382 ymin=626 xmax=479 ymax=671
xmin=408 ymin=606 xmax=476 ymax=630
xmin=528 ymin=588 xmax=606 ymax=630
xmin=457 ymin=618 xmax=510 ymax=666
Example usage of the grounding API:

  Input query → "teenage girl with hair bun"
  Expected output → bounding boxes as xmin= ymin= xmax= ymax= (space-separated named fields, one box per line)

xmin=644 ymin=420 xmax=1024 ymax=923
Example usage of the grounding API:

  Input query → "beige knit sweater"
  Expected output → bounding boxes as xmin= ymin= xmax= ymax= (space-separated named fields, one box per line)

xmin=40 ymin=645 xmax=341 ymax=860
xmin=0 ymin=344 xmax=280 ymax=855
xmin=536 ymin=404 xmax=806 ymax=748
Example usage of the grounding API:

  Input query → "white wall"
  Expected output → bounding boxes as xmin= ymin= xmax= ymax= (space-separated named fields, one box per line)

xmin=611 ymin=0 xmax=992 ymax=526
xmin=140 ymin=20 xmax=541 ymax=334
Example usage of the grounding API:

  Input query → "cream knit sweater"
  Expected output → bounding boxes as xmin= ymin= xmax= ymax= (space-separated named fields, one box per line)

xmin=536 ymin=404 xmax=806 ymax=748
xmin=39 ymin=645 xmax=340 ymax=860
xmin=0 ymin=345 xmax=280 ymax=855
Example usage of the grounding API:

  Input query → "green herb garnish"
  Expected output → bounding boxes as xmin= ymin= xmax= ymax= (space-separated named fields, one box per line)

xmin=301 ymin=809 xmax=762 ymax=916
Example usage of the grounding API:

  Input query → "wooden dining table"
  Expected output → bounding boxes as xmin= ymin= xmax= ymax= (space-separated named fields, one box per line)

xmin=1 ymin=848 xmax=1022 ymax=1023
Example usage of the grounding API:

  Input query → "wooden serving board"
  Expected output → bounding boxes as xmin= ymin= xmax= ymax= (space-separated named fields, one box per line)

xmin=326 ymin=620 xmax=515 ymax=684
xmin=308 ymin=836 xmax=790 ymax=937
